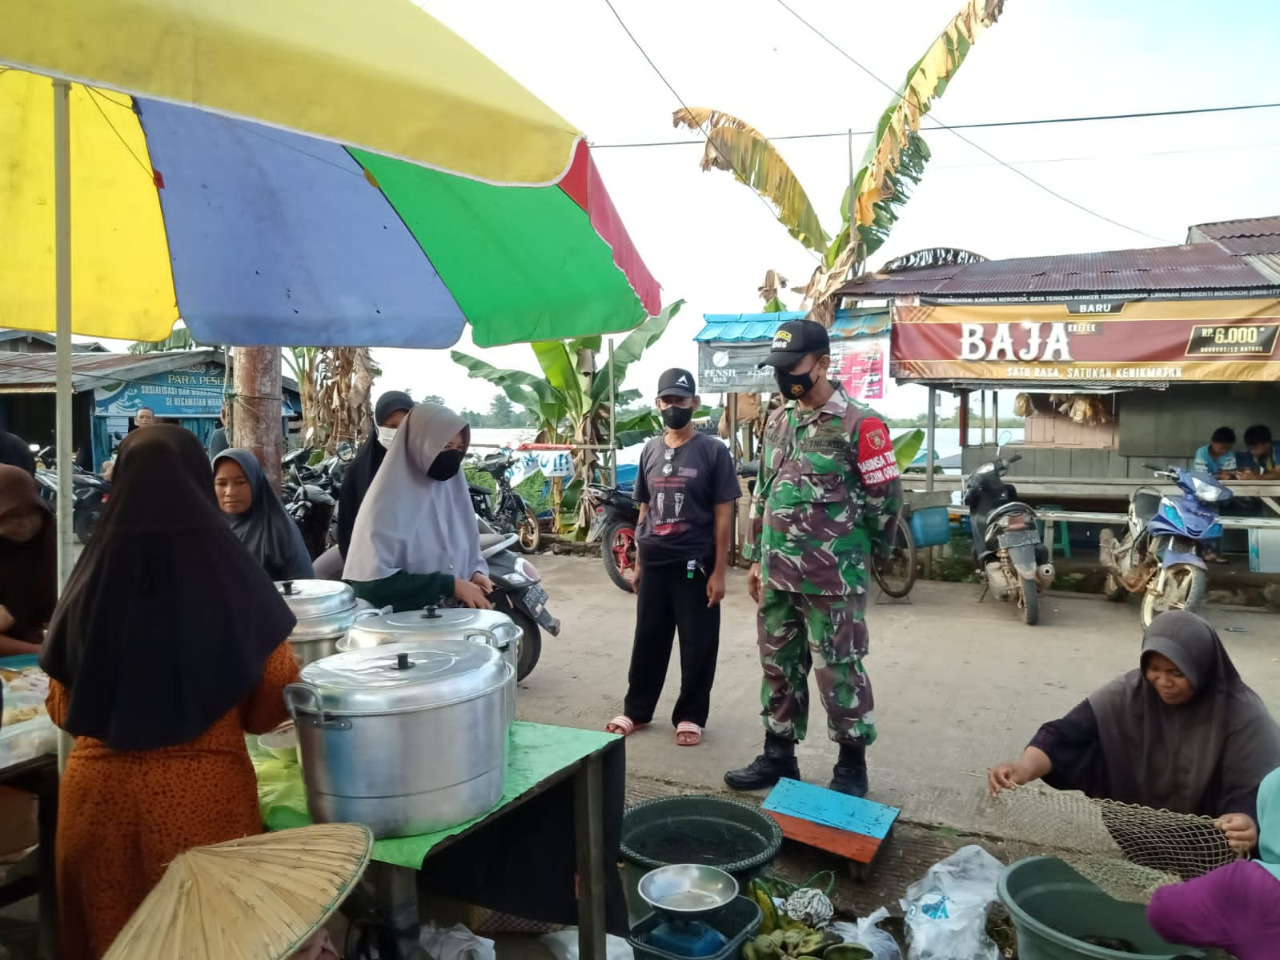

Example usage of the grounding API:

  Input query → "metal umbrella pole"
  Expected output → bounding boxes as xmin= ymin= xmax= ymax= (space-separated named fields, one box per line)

xmin=52 ymin=78 xmax=75 ymax=771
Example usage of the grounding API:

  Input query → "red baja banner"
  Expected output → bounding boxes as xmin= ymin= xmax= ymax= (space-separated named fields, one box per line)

xmin=890 ymin=297 xmax=1280 ymax=384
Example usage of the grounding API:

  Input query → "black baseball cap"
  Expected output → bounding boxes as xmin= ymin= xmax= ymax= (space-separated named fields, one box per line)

xmin=374 ymin=390 xmax=414 ymax=425
xmin=759 ymin=319 xmax=830 ymax=369
xmin=657 ymin=368 xmax=697 ymax=399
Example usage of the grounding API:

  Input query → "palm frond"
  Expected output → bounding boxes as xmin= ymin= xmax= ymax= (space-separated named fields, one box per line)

xmin=673 ymin=108 xmax=829 ymax=254
xmin=836 ymin=0 xmax=1004 ymax=263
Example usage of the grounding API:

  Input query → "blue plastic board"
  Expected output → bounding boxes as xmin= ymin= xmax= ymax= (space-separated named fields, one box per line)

xmin=762 ymin=779 xmax=899 ymax=840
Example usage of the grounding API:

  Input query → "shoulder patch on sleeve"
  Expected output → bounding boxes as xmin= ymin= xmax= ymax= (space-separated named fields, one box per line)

xmin=856 ymin=416 xmax=900 ymax=485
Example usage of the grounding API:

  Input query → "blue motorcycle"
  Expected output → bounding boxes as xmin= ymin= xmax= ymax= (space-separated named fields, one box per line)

xmin=1099 ymin=464 xmax=1232 ymax=627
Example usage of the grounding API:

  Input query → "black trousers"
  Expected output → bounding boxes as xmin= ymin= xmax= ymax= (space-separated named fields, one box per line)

xmin=623 ymin=556 xmax=720 ymax=728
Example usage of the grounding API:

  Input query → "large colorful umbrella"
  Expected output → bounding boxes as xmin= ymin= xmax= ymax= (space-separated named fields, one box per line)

xmin=0 ymin=0 xmax=660 ymax=347
xmin=0 ymin=0 xmax=661 ymax=597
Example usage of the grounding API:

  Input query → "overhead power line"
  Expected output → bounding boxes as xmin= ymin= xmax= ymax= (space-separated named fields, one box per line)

xmin=771 ymin=0 xmax=1175 ymax=244
xmin=592 ymin=101 xmax=1280 ymax=149
xmin=600 ymin=0 xmax=823 ymax=261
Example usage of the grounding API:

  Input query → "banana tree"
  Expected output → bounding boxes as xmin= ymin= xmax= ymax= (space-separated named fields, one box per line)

xmin=283 ymin=346 xmax=380 ymax=455
xmin=452 ymin=300 xmax=684 ymax=532
xmin=673 ymin=0 xmax=1005 ymax=325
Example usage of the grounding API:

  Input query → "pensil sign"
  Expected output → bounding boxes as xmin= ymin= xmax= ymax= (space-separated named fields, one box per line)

xmin=890 ymin=296 xmax=1280 ymax=383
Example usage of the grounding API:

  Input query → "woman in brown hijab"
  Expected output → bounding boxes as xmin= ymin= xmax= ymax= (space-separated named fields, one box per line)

xmin=40 ymin=426 xmax=301 ymax=959
xmin=0 ymin=464 xmax=55 ymax=656
xmin=989 ymin=610 xmax=1280 ymax=853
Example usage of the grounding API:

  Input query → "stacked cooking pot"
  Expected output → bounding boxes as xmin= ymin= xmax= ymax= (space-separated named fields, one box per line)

xmin=282 ymin=603 xmax=520 ymax=839
xmin=274 ymin=579 xmax=377 ymax=667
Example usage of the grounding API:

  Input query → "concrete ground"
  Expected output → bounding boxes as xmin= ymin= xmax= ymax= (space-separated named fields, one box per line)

xmin=513 ymin=554 xmax=1280 ymax=920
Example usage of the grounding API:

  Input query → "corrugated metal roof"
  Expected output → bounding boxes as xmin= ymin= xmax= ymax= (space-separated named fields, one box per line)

xmin=0 ymin=349 xmax=224 ymax=393
xmin=695 ymin=309 xmax=889 ymax=343
xmin=1187 ymin=215 xmax=1280 ymax=241
xmin=838 ymin=242 xmax=1277 ymax=298
xmin=1213 ymin=234 xmax=1280 ymax=256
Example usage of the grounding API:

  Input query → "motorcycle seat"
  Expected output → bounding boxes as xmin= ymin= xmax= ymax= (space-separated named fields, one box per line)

xmin=478 ymin=533 xmax=509 ymax=551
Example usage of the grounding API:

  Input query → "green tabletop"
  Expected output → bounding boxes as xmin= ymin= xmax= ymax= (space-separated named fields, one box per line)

xmin=257 ymin=720 xmax=618 ymax=869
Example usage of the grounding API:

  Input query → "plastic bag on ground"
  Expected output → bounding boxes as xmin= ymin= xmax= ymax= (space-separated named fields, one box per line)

xmin=899 ymin=844 xmax=1003 ymax=960
xmin=829 ymin=907 xmax=902 ymax=960
xmin=537 ymin=929 xmax=633 ymax=960
xmin=418 ymin=922 xmax=495 ymax=960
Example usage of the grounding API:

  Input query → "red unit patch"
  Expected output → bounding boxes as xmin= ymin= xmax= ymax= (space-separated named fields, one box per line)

xmin=856 ymin=417 xmax=900 ymax=486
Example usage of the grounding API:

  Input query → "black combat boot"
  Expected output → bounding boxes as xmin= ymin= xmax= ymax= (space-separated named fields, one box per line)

xmin=724 ymin=733 xmax=800 ymax=791
xmin=829 ymin=743 xmax=868 ymax=798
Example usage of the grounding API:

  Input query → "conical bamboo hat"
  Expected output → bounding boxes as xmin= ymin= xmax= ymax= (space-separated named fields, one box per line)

xmin=104 ymin=824 xmax=373 ymax=960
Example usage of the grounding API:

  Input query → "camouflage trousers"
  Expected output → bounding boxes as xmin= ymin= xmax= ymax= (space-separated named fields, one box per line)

xmin=757 ymin=588 xmax=876 ymax=746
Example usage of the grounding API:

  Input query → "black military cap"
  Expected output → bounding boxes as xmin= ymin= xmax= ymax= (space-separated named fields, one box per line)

xmin=758 ymin=319 xmax=830 ymax=369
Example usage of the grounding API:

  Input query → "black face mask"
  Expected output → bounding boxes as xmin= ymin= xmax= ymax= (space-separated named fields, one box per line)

xmin=775 ymin=367 xmax=815 ymax=400
xmin=661 ymin=406 xmax=694 ymax=430
xmin=427 ymin=449 xmax=464 ymax=481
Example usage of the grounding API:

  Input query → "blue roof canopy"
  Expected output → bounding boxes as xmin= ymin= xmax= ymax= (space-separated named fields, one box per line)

xmin=696 ymin=308 xmax=889 ymax=343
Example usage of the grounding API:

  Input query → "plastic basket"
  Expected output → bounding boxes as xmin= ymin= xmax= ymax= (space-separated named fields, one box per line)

xmin=621 ymin=795 xmax=783 ymax=878
xmin=628 ymin=896 xmax=762 ymax=960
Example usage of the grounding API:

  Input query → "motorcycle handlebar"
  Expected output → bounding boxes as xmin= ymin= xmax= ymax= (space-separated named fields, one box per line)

xmin=1006 ymin=454 xmax=1022 ymax=465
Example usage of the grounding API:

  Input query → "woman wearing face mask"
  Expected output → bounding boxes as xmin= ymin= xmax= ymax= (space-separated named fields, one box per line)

xmin=0 ymin=465 xmax=56 ymax=656
xmin=335 ymin=391 xmax=415 ymax=562
xmin=213 ymin=449 xmax=314 ymax=582
xmin=989 ymin=610 xmax=1280 ymax=855
xmin=343 ymin=402 xmax=493 ymax=610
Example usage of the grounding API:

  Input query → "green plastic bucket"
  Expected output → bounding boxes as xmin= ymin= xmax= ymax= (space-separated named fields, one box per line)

xmin=998 ymin=857 xmax=1206 ymax=960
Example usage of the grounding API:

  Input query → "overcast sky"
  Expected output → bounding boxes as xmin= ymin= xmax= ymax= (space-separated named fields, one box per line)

xmin=377 ymin=0 xmax=1280 ymax=418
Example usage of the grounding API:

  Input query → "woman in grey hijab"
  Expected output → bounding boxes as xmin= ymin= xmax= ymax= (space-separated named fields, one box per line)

xmin=989 ymin=610 xmax=1280 ymax=853
xmin=213 ymin=449 xmax=314 ymax=581
xmin=343 ymin=402 xmax=492 ymax=610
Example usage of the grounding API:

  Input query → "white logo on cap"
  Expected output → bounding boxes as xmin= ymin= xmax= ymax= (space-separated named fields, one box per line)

xmin=677 ymin=374 xmax=690 ymax=386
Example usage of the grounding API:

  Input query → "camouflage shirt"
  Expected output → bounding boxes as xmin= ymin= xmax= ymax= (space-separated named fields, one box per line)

xmin=743 ymin=385 xmax=902 ymax=596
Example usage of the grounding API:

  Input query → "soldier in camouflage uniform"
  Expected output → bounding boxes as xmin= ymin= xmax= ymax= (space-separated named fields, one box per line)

xmin=725 ymin=319 xmax=902 ymax=797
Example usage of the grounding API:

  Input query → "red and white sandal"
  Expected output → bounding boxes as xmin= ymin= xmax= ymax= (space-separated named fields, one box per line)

xmin=675 ymin=722 xmax=702 ymax=746
xmin=606 ymin=716 xmax=645 ymax=736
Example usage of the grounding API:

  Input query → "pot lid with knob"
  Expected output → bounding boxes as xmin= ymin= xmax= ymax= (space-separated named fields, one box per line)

xmin=343 ymin=605 xmax=521 ymax=651
xmin=275 ymin=579 xmax=361 ymax=642
xmin=293 ymin=640 xmax=510 ymax=716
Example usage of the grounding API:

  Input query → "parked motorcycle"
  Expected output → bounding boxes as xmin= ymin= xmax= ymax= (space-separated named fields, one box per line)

xmin=1099 ymin=464 xmax=1229 ymax=628
xmin=964 ymin=453 xmax=1055 ymax=625
xmin=584 ymin=482 xmax=641 ymax=592
xmin=479 ymin=518 xmax=560 ymax=680
xmin=468 ymin=451 xmax=541 ymax=554
xmin=33 ymin=446 xmax=111 ymax=544
xmin=282 ymin=443 xmax=353 ymax=560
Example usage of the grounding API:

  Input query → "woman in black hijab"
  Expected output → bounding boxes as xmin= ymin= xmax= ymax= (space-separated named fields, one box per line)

xmin=336 ymin=390 xmax=414 ymax=560
xmin=0 ymin=464 xmax=55 ymax=656
xmin=213 ymin=448 xmax=313 ymax=581
xmin=39 ymin=425 xmax=300 ymax=958
xmin=989 ymin=610 xmax=1280 ymax=853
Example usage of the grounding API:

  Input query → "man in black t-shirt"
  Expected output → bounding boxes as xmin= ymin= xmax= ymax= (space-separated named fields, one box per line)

xmin=606 ymin=369 xmax=740 ymax=746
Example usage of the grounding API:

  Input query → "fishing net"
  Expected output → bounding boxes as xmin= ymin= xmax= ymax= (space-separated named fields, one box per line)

xmin=992 ymin=784 xmax=1239 ymax=903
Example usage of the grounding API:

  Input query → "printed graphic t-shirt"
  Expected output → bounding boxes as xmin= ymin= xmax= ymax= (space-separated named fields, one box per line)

xmin=633 ymin=432 xmax=740 ymax=567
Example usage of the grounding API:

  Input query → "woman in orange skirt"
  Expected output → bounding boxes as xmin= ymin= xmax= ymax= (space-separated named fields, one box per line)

xmin=41 ymin=426 xmax=300 ymax=959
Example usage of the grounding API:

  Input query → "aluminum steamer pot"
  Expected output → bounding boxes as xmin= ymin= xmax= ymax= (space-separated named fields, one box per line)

xmin=340 ymin=606 xmax=521 ymax=724
xmin=286 ymin=640 xmax=513 ymax=838
xmin=274 ymin=579 xmax=379 ymax=668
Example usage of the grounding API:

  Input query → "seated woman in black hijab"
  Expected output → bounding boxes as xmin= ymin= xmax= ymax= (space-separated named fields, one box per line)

xmin=212 ymin=449 xmax=313 ymax=582
xmin=989 ymin=610 xmax=1280 ymax=854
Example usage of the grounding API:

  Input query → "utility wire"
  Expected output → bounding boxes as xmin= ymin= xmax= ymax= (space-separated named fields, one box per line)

xmin=600 ymin=0 xmax=824 ymax=262
xmin=593 ymin=101 xmax=1280 ymax=149
xmin=772 ymin=0 xmax=1175 ymax=244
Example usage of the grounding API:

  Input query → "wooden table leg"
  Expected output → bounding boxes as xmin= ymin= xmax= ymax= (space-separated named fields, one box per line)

xmin=574 ymin=753 xmax=606 ymax=958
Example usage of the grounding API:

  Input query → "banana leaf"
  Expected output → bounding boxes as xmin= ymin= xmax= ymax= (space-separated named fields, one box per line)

xmin=589 ymin=300 xmax=684 ymax=407
xmin=893 ymin=428 xmax=925 ymax=470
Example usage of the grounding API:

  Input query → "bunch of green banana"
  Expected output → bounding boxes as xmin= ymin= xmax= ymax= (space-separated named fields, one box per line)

xmin=741 ymin=926 xmax=872 ymax=960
